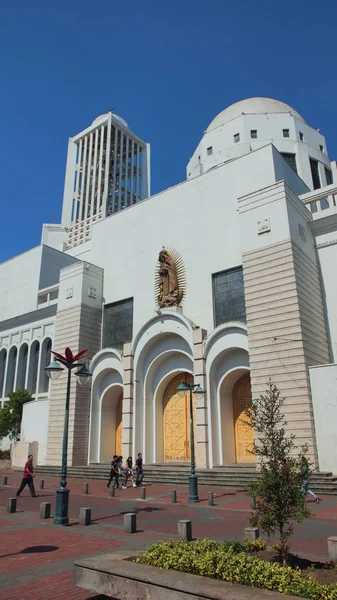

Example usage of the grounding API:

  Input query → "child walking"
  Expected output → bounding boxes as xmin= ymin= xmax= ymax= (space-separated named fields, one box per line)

xmin=300 ymin=456 xmax=320 ymax=503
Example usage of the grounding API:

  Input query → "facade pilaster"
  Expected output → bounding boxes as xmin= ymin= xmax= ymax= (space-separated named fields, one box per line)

xmin=46 ymin=261 xmax=103 ymax=466
xmin=238 ymin=180 xmax=330 ymax=467
xmin=122 ymin=341 xmax=133 ymax=459
xmin=193 ymin=327 xmax=208 ymax=468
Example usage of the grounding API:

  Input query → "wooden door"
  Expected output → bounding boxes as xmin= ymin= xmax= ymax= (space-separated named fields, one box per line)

xmin=115 ymin=395 xmax=123 ymax=457
xmin=163 ymin=374 xmax=193 ymax=462
xmin=233 ymin=373 xmax=255 ymax=463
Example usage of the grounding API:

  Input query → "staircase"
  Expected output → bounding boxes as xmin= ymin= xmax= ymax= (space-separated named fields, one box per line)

xmin=34 ymin=463 xmax=337 ymax=495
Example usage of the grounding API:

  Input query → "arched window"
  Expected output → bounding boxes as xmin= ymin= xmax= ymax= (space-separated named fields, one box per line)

xmin=27 ymin=341 xmax=40 ymax=395
xmin=0 ymin=349 xmax=7 ymax=398
xmin=39 ymin=338 xmax=52 ymax=393
xmin=5 ymin=346 xmax=17 ymax=395
xmin=16 ymin=344 xmax=29 ymax=390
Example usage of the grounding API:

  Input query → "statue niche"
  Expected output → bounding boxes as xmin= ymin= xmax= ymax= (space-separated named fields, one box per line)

xmin=157 ymin=248 xmax=184 ymax=308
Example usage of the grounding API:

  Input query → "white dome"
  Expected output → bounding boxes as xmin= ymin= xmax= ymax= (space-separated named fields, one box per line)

xmin=91 ymin=112 xmax=129 ymax=128
xmin=206 ymin=97 xmax=305 ymax=132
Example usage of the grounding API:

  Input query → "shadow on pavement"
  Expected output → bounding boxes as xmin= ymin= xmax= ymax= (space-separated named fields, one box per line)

xmin=0 ymin=545 xmax=59 ymax=558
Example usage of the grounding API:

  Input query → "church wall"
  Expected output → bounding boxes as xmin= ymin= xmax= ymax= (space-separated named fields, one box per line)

xmin=0 ymin=246 xmax=42 ymax=321
xmin=309 ymin=363 xmax=337 ymax=474
xmin=21 ymin=398 xmax=50 ymax=465
xmin=314 ymin=228 xmax=337 ymax=363
xmin=86 ymin=145 xmax=280 ymax=341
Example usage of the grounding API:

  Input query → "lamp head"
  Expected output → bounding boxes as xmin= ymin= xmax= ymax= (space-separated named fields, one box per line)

xmin=194 ymin=385 xmax=206 ymax=401
xmin=44 ymin=356 xmax=64 ymax=380
xmin=176 ymin=380 xmax=189 ymax=397
xmin=75 ymin=363 xmax=92 ymax=386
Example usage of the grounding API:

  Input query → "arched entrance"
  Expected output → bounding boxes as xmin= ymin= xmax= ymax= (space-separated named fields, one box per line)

xmin=233 ymin=373 xmax=255 ymax=463
xmin=115 ymin=395 xmax=123 ymax=457
xmin=99 ymin=385 xmax=123 ymax=463
xmin=163 ymin=373 xmax=194 ymax=462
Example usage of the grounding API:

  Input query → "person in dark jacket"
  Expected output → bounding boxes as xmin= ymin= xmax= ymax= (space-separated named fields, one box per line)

xmin=135 ymin=452 xmax=144 ymax=486
xmin=107 ymin=455 xmax=119 ymax=489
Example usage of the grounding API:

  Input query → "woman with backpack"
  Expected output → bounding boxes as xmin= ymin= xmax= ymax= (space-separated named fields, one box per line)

xmin=123 ymin=456 xmax=137 ymax=488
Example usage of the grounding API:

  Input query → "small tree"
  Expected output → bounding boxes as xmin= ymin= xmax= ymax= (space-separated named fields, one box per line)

xmin=244 ymin=380 xmax=311 ymax=563
xmin=0 ymin=389 xmax=32 ymax=440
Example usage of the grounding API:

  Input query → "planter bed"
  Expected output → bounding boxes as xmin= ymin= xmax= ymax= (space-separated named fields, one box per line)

xmin=73 ymin=549 xmax=303 ymax=600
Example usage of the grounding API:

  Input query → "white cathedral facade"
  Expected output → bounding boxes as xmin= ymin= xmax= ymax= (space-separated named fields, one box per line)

xmin=1 ymin=97 xmax=337 ymax=474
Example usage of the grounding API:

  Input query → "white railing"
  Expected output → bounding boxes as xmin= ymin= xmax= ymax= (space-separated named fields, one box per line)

xmin=66 ymin=210 xmax=103 ymax=249
xmin=300 ymin=183 xmax=337 ymax=218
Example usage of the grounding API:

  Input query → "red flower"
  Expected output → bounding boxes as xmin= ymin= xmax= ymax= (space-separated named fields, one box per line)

xmin=51 ymin=347 xmax=88 ymax=364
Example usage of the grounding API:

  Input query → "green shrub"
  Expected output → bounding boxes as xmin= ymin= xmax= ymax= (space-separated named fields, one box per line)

xmin=222 ymin=538 xmax=266 ymax=553
xmin=0 ymin=449 xmax=10 ymax=459
xmin=137 ymin=539 xmax=337 ymax=599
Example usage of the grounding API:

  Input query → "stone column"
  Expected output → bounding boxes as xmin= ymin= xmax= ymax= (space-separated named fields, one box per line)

xmin=193 ymin=327 xmax=208 ymax=468
xmin=122 ymin=342 xmax=134 ymax=459
xmin=46 ymin=262 xmax=104 ymax=466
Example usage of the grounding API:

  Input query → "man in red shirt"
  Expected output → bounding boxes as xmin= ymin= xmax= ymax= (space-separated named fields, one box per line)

xmin=16 ymin=454 xmax=37 ymax=497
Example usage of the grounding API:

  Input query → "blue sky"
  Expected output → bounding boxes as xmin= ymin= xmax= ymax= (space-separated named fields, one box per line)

xmin=1 ymin=0 xmax=336 ymax=263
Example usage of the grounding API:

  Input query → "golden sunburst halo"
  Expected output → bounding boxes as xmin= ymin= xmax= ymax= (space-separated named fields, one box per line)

xmin=154 ymin=246 xmax=186 ymax=309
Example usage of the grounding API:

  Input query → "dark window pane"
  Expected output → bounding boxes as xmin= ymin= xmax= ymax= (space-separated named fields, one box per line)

xmin=103 ymin=298 xmax=133 ymax=350
xmin=281 ymin=152 xmax=297 ymax=174
xmin=212 ymin=267 xmax=246 ymax=327
xmin=325 ymin=167 xmax=333 ymax=186
xmin=310 ymin=158 xmax=321 ymax=190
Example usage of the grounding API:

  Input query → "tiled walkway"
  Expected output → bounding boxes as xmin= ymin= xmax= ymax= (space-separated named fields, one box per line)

xmin=1 ymin=469 xmax=337 ymax=599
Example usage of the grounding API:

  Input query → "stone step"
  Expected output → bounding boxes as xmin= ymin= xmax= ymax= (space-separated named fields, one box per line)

xmin=33 ymin=464 xmax=337 ymax=494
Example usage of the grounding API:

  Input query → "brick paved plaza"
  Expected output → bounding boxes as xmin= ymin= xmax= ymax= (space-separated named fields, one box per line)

xmin=1 ymin=470 xmax=337 ymax=599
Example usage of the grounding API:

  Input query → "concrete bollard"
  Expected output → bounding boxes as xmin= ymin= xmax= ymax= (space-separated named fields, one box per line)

xmin=328 ymin=537 xmax=337 ymax=562
xmin=84 ymin=483 xmax=89 ymax=494
xmin=2 ymin=476 xmax=8 ymax=485
xmin=208 ymin=492 xmax=214 ymax=506
xmin=40 ymin=502 xmax=51 ymax=519
xmin=7 ymin=497 xmax=17 ymax=513
xmin=250 ymin=497 xmax=257 ymax=510
xmin=124 ymin=512 xmax=137 ymax=534
xmin=79 ymin=507 xmax=91 ymax=526
xmin=171 ymin=490 xmax=177 ymax=503
xmin=109 ymin=486 xmax=115 ymax=497
xmin=178 ymin=519 xmax=192 ymax=541
xmin=244 ymin=527 xmax=260 ymax=541
xmin=140 ymin=487 xmax=146 ymax=500
xmin=39 ymin=479 xmax=44 ymax=490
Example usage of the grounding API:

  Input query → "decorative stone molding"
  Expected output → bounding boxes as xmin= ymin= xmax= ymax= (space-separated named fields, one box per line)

xmin=257 ymin=218 xmax=271 ymax=234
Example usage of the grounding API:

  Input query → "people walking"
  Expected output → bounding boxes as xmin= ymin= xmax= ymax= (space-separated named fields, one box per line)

xmin=300 ymin=456 xmax=320 ymax=503
xmin=135 ymin=452 xmax=144 ymax=487
xmin=107 ymin=455 xmax=119 ymax=489
xmin=116 ymin=455 xmax=124 ymax=489
xmin=123 ymin=456 xmax=137 ymax=488
xmin=16 ymin=454 xmax=37 ymax=497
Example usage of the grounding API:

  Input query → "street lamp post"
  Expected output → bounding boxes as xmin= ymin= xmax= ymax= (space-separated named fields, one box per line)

xmin=176 ymin=380 xmax=206 ymax=503
xmin=45 ymin=347 xmax=92 ymax=525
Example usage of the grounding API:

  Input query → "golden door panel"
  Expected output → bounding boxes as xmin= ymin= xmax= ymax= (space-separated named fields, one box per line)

xmin=115 ymin=395 xmax=123 ymax=457
xmin=233 ymin=373 xmax=255 ymax=464
xmin=163 ymin=374 xmax=193 ymax=462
